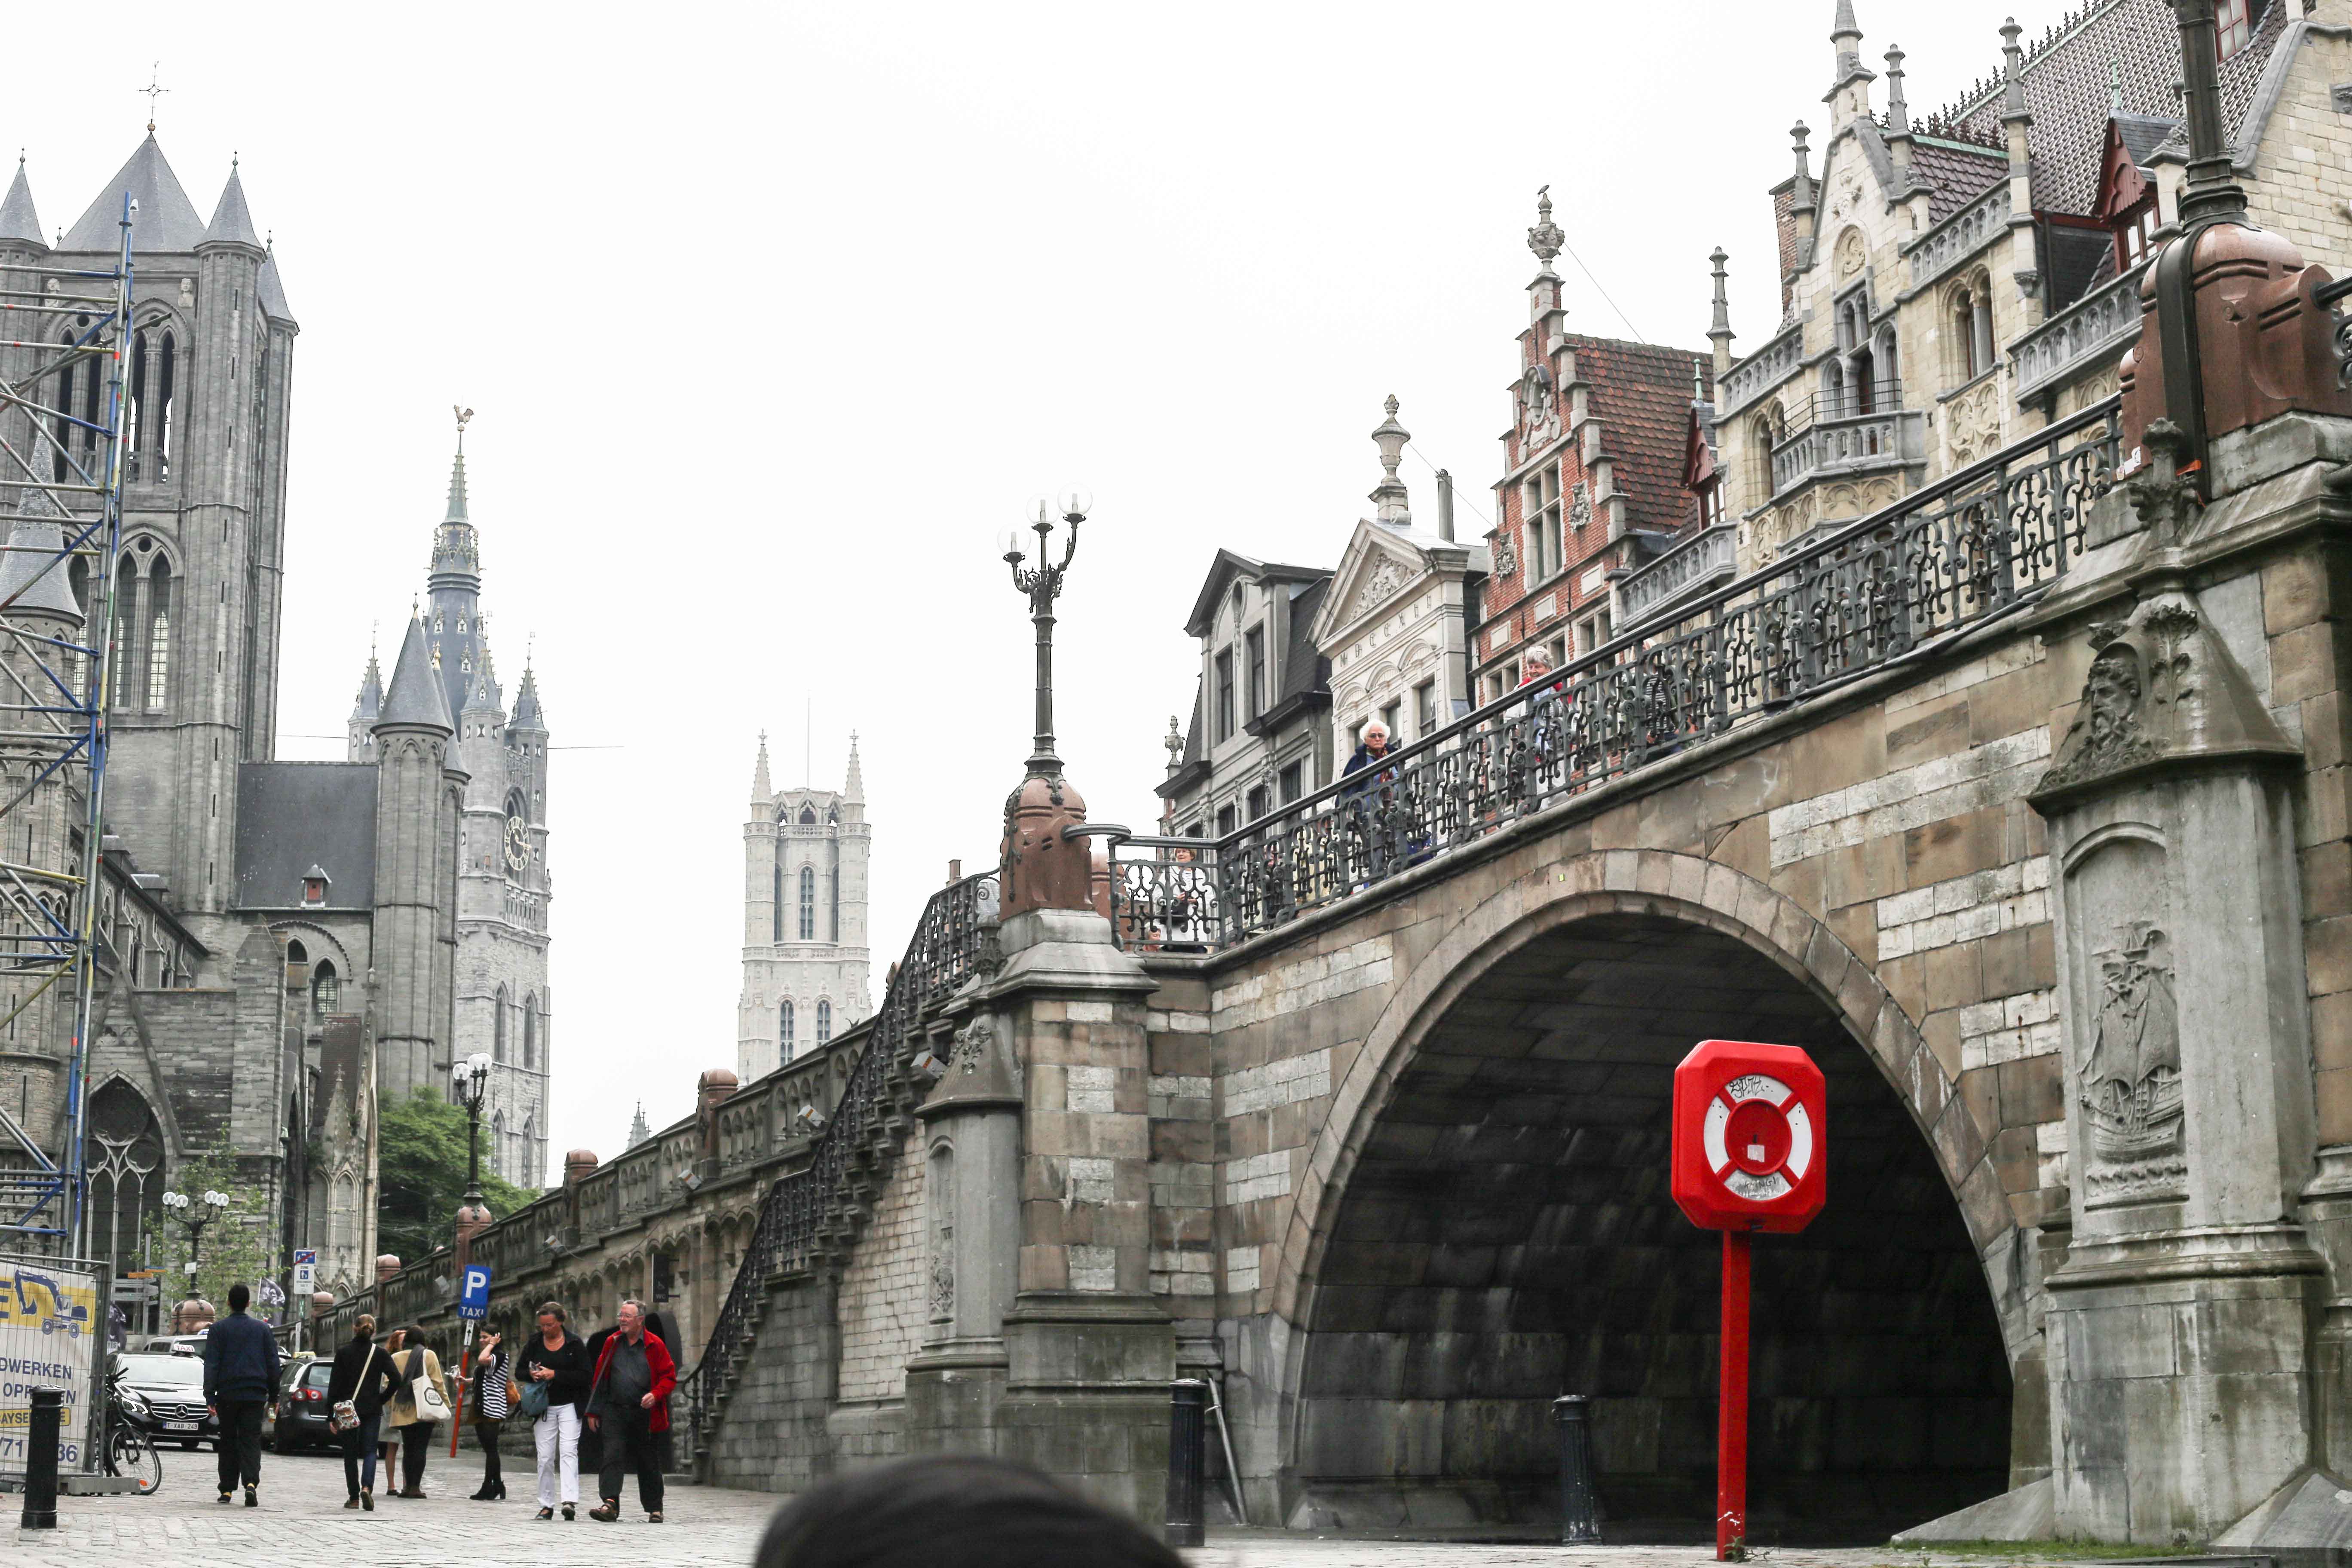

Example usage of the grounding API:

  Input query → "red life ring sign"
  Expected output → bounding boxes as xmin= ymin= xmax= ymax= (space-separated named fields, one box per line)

xmin=1672 ymin=1040 xmax=1827 ymax=1233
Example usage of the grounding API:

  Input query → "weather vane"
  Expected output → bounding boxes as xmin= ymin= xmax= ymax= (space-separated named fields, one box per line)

xmin=138 ymin=64 xmax=168 ymax=134
xmin=454 ymin=404 xmax=475 ymax=452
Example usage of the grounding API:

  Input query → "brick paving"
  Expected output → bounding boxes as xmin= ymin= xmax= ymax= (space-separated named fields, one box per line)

xmin=12 ymin=1443 xmax=2089 ymax=1568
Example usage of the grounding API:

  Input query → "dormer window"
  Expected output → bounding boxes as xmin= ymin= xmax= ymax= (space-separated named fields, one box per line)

xmin=300 ymin=864 xmax=330 ymax=907
xmin=2217 ymin=0 xmax=2252 ymax=58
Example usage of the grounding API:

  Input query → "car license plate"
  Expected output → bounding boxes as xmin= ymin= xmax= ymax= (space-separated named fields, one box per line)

xmin=164 ymin=1421 xmax=199 ymax=1432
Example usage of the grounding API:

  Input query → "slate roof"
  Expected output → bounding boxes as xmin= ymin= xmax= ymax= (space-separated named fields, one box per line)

xmin=511 ymin=664 xmax=547 ymax=730
xmin=0 ymin=161 xmax=41 ymax=247
xmin=2115 ymin=110 xmax=2183 ymax=170
xmin=1906 ymin=137 xmax=2009 ymax=224
xmin=233 ymin=762 xmax=377 ymax=910
xmin=376 ymin=614 xmax=454 ymax=732
xmin=1569 ymin=334 xmax=1715 ymax=539
xmin=60 ymin=135 xmax=207 ymax=253
xmin=256 ymin=253 xmax=294 ymax=323
xmin=203 ymin=166 xmax=261 ymax=249
xmin=1936 ymin=0 xmax=2291 ymax=217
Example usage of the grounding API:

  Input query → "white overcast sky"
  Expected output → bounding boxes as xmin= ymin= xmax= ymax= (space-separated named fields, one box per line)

xmin=10 ymin=1 xmax=2085 ymax=1171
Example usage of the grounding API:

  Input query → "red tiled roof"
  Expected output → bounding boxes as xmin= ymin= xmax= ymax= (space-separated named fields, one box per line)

xmin=1567 ymin=334 xmax=1713 ymax=538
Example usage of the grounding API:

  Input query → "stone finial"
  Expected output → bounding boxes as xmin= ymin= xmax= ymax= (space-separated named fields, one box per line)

xmin=751 ymin=730 xmax=772 ymax=802
xmin=1789 ymin=123 xmax=1816 ymax=212
xmin=374 ymin=1254 xmax=401 ymax=1284
xmin=1527 ymin=185 xmax=1564 ymax=268
xmin=1884 ymin=44 xmax=1911 ymax=135
xmin=564 ymin=1148 xmax=599 ymax=1184
xmin=1707 ymin=247 xmax=1733 ymax=343
xmin=1162 ymin=715 xmax=1184 ymax=772
xmin=2000 ymin=17 xmax=2031 ymax=125
xmin=1369 ymin=395 xmax=1412 ymax=527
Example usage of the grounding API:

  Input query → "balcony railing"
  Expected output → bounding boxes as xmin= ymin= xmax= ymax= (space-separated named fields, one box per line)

xmin=1718 ymin=323 xmax=1804 ymax=418
xmin=1770 ymin=382 xmax=1920 ymax=496
xmin=1617 ymin=523 xmax=1737 ymax=631
xmin=2010 ymin=259 xmax=2149 ymax=405
xmin=1110 ymin=396 xmax=2122 ymax=956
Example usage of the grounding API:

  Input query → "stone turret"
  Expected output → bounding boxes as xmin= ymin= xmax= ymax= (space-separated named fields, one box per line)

xmin=371 ymin=613 xmax=460 ymax=1099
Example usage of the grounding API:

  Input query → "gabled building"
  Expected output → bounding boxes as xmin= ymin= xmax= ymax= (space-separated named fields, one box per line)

xmin=1709 ymin=0 xmax=2348 ymax=573
xmin=1476 ymin=191 xmax=1715 ymax=698
xmin=1157 ymin=552 xmax=1333 ymax=838
xmin=1312 ymin=398 xmax=1488 ymax=771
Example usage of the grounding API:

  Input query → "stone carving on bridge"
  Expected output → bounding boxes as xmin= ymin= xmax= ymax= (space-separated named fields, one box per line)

xmin=949 ymin=1012 xmax=995 ymax=1077
xmin=2080 ymin=919 xmax=2184 ymax=1193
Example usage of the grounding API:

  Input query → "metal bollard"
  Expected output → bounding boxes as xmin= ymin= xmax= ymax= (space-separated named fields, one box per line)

xmin=1166 ymin=1378 xmax=1209 ymax=1547
xmin=18 ymin=1386 xmax=61 ymax=1530
xmin=1553 ymin=1393 xmax=1601 ymax=1544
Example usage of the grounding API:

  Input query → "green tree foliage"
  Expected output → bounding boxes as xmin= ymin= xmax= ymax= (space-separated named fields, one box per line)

xmin=152 ymin=1148 xmax=276 ymax=1317
xmin=376 ymin=1087 xmax=540 ymax=1267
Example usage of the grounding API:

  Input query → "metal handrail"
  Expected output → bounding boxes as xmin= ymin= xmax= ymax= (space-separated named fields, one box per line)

xmin=1110 ymin=396 xmax=2122 ymax=955
xmin=678 ymin=868 xmax=1000 ymax=1457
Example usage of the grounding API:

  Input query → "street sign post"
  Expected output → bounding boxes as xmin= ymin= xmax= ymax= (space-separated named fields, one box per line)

xmin=291 ymin=1247 xmax=316 ymax=1295
xmin=1670 ymin=1040 xmax=1828 ymax=1562
xmin=449 ymin=1265 xmax=493 ymax=1458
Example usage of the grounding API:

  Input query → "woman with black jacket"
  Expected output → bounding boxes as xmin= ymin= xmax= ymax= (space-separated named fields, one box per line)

xmin=515 ymin=1301 xmax=592 ymax=1522
xmin=326 ymin=1314 xmax=399 ymax=1510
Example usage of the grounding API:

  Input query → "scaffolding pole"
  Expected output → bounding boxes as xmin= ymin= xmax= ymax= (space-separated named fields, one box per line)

xmin=0 ymin=195 xmax=133 ymax=1253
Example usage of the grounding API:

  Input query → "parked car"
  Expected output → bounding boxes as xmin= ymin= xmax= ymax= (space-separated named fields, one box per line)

xmin=131 ymin=1333 xmax=208 ymax=1356
xmin=266 ymin=1356 xmax=333 ymax=1453
xmin=112 ymin=1351 xmax=217 ymax=1450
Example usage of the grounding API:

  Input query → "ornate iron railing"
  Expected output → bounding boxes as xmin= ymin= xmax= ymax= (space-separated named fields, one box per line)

xmin=1112 ymin=397 xmax=2121 ymax=953
xmin=679 ymin=869 xmax=999 ymax=1456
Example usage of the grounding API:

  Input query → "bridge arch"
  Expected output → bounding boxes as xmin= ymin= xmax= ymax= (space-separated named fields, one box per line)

xmin=1267 ymin=848 xmax=2023 ymax=1540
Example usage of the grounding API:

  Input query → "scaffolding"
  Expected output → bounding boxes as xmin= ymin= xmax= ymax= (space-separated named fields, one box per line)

xmin=0 ymin=197 xmax=133 ymax=1252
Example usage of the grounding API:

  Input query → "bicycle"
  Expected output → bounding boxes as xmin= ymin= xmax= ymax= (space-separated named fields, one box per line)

xmin=98 ymin=1364 xmax=162 ymax=1495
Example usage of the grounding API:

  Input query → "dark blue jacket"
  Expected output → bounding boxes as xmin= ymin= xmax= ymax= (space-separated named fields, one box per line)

xmin=201 ymin=1309 xmax=282 ymax=1403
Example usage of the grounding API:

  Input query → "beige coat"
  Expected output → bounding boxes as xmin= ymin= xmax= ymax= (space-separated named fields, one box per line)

xmin=384 ymin=1346 xmax=450 ymax=1428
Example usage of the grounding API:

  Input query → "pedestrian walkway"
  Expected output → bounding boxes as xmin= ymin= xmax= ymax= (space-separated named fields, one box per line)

xmin=14 ymin=1451 xmax=2092 ymax=1568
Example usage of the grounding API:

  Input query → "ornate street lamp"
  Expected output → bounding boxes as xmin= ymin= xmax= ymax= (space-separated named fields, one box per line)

xmin=450 ymin=1051 xmax=493 ymax=1221
xmin=1002 ymin=492 xmax=1089 ymax=780
xmin=159 ymin=1187 xmax=230 ymax=1277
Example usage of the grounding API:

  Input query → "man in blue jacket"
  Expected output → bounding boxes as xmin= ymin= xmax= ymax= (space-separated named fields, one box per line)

xmin=201 ymin=1283 xmax=282 ymax=1507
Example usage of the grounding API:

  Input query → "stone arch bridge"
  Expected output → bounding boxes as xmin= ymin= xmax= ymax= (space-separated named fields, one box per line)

xmin=329 ymin=221 xmax=2352 ymax=1549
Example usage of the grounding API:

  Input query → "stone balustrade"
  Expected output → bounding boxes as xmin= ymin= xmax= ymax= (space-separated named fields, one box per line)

xmin=1718 ymin=323 xmax=1804 ymax=417
xmin=1904 ymin=182 xmax=2012 ymax=292
xmin=2010 ymin=258 xmax=2149 ymax=405
xmin=1616 ymin=523 xmax=1736 ymax=630
xmin=1770 ymin=407 xmax=1923 ymax=496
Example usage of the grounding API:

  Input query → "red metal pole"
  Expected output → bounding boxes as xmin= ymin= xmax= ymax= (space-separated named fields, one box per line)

xmin=1717 ymin=1228 xmax=1751 ymax=1560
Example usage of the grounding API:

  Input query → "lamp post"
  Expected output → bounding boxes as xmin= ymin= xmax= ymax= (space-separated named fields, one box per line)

xmin=450 ymin=1051 xmax=493 ymax=1243
xmin=1003 ymin=492 xmax=1089 ymax=779
xmin=161 ymin=1187 xmax=230 ymax=1331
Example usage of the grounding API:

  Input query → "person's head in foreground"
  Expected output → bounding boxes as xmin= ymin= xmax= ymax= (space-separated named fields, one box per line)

xmin=756 ymin=1453 xmax=1185 ymax=1568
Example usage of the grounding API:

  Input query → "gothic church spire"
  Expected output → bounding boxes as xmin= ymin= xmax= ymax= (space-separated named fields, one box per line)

xmin=0 ymin=158 xmax=43 ymax=249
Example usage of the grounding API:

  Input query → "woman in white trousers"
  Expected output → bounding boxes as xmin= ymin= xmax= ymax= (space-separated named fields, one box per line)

xmin=515 ymin=1302 xmax=591 ymax=1521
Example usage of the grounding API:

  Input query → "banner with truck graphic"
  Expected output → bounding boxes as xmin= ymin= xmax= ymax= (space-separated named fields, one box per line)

xmin=0 ymin=1254 xmax=103 ymax=1473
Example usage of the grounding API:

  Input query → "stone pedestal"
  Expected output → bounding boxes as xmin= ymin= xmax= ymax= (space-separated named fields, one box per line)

xmin=2031 ymin=588 xmax=2322 ymax=1541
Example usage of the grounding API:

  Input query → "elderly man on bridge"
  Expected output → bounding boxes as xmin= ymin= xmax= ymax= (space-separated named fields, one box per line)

xmin=585 ymin=1298 xmax=676 ymax=1524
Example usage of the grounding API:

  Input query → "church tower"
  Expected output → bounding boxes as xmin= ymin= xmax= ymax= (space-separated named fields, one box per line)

xmin=737 ymin=735 xmax=870 ymax=1081
xmin=369 ymin=613 xmax=463 ymax=1099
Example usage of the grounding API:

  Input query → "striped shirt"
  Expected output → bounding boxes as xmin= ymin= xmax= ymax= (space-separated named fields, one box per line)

xmin=476 ymin=1347 xmax=510 ymax=1420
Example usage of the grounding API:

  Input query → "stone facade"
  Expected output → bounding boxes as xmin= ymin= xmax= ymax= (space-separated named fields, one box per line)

xmin=1159 ymin=553 xmax=1335 ymax=836
xmin=737 ymin=735 xmax=872 ymax=1080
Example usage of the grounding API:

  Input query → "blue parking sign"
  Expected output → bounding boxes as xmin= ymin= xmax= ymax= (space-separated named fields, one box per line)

xmin=458 ymin=1264 xmax=492 ymax=1320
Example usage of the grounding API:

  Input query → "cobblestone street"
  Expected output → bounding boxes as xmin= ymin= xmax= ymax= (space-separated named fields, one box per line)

xmin=11 ymin=1444 xmax=2094 ymax=1568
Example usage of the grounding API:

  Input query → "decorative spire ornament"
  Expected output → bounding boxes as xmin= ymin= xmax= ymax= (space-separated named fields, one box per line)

xmin=1527 ymin=186 xmax=1564 ymax=269
xmin=1369 ymin=395 xmax=1412 ymax=527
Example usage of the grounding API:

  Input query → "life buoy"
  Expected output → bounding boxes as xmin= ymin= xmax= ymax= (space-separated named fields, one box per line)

xmin=1698 ymin=1072 xmax=1815 ymax=1203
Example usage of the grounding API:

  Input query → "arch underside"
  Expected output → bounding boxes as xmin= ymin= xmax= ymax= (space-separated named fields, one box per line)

xmin=1293 ymin=912 xmax=2008 ymax=1542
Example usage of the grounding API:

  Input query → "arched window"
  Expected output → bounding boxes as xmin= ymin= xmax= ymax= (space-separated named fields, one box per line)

xmin=772 ymin=864 xmax=784 ymax=942
xmin=52 ymin=334 xmax=75 ymax=481
xmin=84 ymin=1079 xmax=164 ymax=1271
xmin=156 ymin=330 xmax=175 ymax=478
xmin=312 ymin=959 xmax=339 ymax=1018
xmin=129 ymin=328 xmax=147 ymax=478
xmin=285 ymin=938 xmax=307 ymax=963
xmin=523 ymin=998 xmax=538 ymax=1070
xmin=817 ymin=1000 xmax=832 ymax=1045
xmin=799 ymin=865 xmax=815 ymax=941
xmin=145 ymin=558 xmax=171 ymax=708
xmin=780 ymin=1000 xmax=795 ymax=1058
xmin=798 ymin=805 xmax=817 ymax=826
xmin=494 ymin=984 xmax=510 ymax=1063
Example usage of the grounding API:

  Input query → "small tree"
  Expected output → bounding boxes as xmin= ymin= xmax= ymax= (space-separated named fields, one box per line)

xmin=376 ymin=1087 xmax=538 ymax=1265
xmin=153 ymin=1147 xmax=276 ymax=1318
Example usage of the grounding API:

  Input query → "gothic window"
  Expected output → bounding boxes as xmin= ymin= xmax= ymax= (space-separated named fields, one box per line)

xmin=51 ymin=334 xmax=74 ymax=482
xmin=129 ymin=329 xmax=147 ymax=479
xmin=523 ymin=998 xmax=538 ymax=1070
xmin=1953 ymin=278 xmax=1995 ymax=384
xmin=827 ymin=804 xmax=839 ymax=823
xmin=772 ymin=864 xmax=784 ymax=941
xmin=780 ymin=1000 xmax=795 ymax=1058
xmin=145 ymin=558 xmax=171 ymax=708
xmin=156 ymin=331 xmax=175 ymax=478
xmin=84 ymin=1078 xmax=163 ymax=1271
xmin=494 ymin=984 xmax=510 ymax=1063
xmin=798 ymin=805 xmax=816 ymax=826
xmin=285 ymin=938 xmax=307 ymax=963
xmin=79 ymin=328 xmax=99 ymax=452
xmin=312 ymin=960 xmax=339 ymax=1018
xmin=817 ymin=1000 xmax=832 ymax=1046
xmin=799 ymin=865 xmax=815 ymax=940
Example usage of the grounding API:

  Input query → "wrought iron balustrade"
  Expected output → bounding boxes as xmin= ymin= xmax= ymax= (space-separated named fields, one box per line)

xmin=1113 ymin=397 xmax=2121 ymax=955
xmin=680 ymin=869 xmax=1000 ymax=1455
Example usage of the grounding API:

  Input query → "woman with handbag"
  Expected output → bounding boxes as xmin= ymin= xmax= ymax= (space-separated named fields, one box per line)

xmin=383 ymin=1325 xmax=453 ymax=1499
xmin=459 ymin=1327 xmax=511 ymax=1501
xmin=515 ymin=1301 xmax=592 ymax=1522
xmin=326 ymin=1314 xmax=398 ymax=1511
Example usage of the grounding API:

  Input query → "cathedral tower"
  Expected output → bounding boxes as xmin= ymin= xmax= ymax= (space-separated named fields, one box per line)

xmin=738 ymin=735 xmax=870 ymax=1080
xmin=370 ymin=614 xmax=463 ymax=1098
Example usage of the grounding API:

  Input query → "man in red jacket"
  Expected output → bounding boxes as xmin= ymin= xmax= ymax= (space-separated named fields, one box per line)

xmin=585 ymin=1299 xmax=676 ymax=1523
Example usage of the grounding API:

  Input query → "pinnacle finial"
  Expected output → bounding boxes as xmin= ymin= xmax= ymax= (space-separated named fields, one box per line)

xmin=1369 ymin=394 xmax=1412 ymax=527
xmin=1708 ymin=246 xmax=1733 ymax=343
xmin=1527 ymin=185 xmax=1564 ymax=268
xmin=1885 ymin=43 xmax=1911 ymax=134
